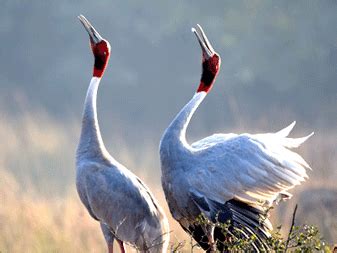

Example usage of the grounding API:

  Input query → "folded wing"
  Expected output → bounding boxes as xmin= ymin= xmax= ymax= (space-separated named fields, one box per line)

xmin=189 ymin=122 xmax=313 ymax=206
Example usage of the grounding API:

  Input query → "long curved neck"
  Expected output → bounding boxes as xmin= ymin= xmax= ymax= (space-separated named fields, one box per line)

xmin=77 ymin=77 xmax=109 ymax=160
xmin=160 ymin=91 xmax=207 ymax=157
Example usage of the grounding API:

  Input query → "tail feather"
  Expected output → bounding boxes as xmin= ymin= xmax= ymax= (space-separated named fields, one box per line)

xmin=282 ymin=132 xmax=314 ymax=148
xmin=190 ymin=193 xmax=272 ymax=251
xmin=276 ymin=121 xmax=296 ymax=137
xmin=275 ymin=121 xmax=314 ymax=149
xmin=214 ymin=199 xmax=271 ymax=252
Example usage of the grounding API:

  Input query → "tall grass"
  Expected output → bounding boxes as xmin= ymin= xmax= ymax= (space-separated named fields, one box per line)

xmin=0 ymin=169 xmax=105 ymax=252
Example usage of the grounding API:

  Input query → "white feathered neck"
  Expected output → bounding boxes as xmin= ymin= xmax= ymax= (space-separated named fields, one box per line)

xmin=76 ymin=77 xmax=111 ymax=161
xmin=160 ymin=92 xmax=207 ymax=164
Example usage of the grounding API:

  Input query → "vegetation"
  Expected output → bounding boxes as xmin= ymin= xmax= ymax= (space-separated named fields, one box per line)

xmin=0 ymin=170 xmax=105 ymax=253
xmin=170 ymin=208 xmax=331 ymax=252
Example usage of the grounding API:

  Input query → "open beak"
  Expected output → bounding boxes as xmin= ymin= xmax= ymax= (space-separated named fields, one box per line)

xmin=78 ymin=14 xmax=103 ymax=44
xmin=191 ymin=24 xmax=215 ymax=59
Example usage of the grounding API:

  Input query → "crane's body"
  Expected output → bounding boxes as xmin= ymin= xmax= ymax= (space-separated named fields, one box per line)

xmin=76 ymin=16 xmax=169 ymax=253
xmin=160 ymin=25 xmax=312 ymax=252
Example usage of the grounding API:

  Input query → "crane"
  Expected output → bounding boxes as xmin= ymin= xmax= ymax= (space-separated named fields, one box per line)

xmin=159 ymin=24 xmax=313 ymax=252
xmin=76 ymin=15 xmax=169 ymax=253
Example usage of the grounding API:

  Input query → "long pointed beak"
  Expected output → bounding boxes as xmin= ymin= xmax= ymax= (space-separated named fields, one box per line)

xmin=191 ymin=24 xmax=215 ymax=59
xmin=78 ymin=14 xmax=103 ymax=44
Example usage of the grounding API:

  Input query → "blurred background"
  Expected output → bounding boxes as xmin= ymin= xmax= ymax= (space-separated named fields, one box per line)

xmin=0 ymin=0 xmax=336 ymax=252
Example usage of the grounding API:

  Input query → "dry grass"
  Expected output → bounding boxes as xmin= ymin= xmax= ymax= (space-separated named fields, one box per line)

xmin=0 ymin=170 xmax=105 ymax=253
xmin=0 ymin=108 xmax=336 ymax=252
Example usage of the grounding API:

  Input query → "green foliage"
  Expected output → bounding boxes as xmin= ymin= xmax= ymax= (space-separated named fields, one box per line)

xmin=268 ymin=225 xmax=330 ymax=253
xmin=182 ymin=213 xmax=331 ymax=253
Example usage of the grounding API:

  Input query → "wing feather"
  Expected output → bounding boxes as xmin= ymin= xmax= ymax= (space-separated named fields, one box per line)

xmin=189 ymin=125 xmax=312 ymax=206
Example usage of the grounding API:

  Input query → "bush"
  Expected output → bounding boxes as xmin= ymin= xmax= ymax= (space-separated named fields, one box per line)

xmin=172 ymin=205 xmax=333 ymax=252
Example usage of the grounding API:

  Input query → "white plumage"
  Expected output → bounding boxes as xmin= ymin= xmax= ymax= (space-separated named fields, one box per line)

xmin=190 ymin=120 xmax=313 ymax=206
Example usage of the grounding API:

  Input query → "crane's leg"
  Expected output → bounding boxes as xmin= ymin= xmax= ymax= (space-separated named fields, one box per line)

xmin=203 ymin=224 xmax=216 ymax=253
xmin=117 ymin=239 xmax=126 ymax=253
xmin=108 ymin=243 xmax=114 ymax=253
xmin=100 ymin=223 xmax=115 ymax=253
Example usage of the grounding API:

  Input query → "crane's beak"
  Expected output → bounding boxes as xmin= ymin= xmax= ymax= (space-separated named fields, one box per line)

xmin=191 ymin=24 xmax=215 ymax=59
xmin=78 ymin=14 xmax=103 ymax=44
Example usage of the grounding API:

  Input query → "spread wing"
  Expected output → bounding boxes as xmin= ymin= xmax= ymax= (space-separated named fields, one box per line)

xmin=189 ymin=122 xmax=313 ymax=206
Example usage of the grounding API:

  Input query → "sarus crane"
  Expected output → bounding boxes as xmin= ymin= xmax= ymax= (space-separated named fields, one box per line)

xmin=76 ymin=15 xmax=169 ymax=253
xmin=159 ymin=24 xmax=313 ymax=252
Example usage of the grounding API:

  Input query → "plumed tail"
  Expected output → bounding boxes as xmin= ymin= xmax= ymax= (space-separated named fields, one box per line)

xmin=281 ymin=132 xmax=314 ymax=149
xmin=276 ymin=121 xmax=296 ymax=137
xmin=274 ymin=121 xmax=314 ymax=148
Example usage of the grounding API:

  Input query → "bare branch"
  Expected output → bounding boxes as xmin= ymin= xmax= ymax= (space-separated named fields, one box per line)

xmin=285 ymin=204 xmax=298 ymax=252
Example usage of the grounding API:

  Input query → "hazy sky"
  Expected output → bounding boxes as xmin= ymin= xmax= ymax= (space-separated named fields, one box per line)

xmin=1 ymin=0 xmax=336 ymax=132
